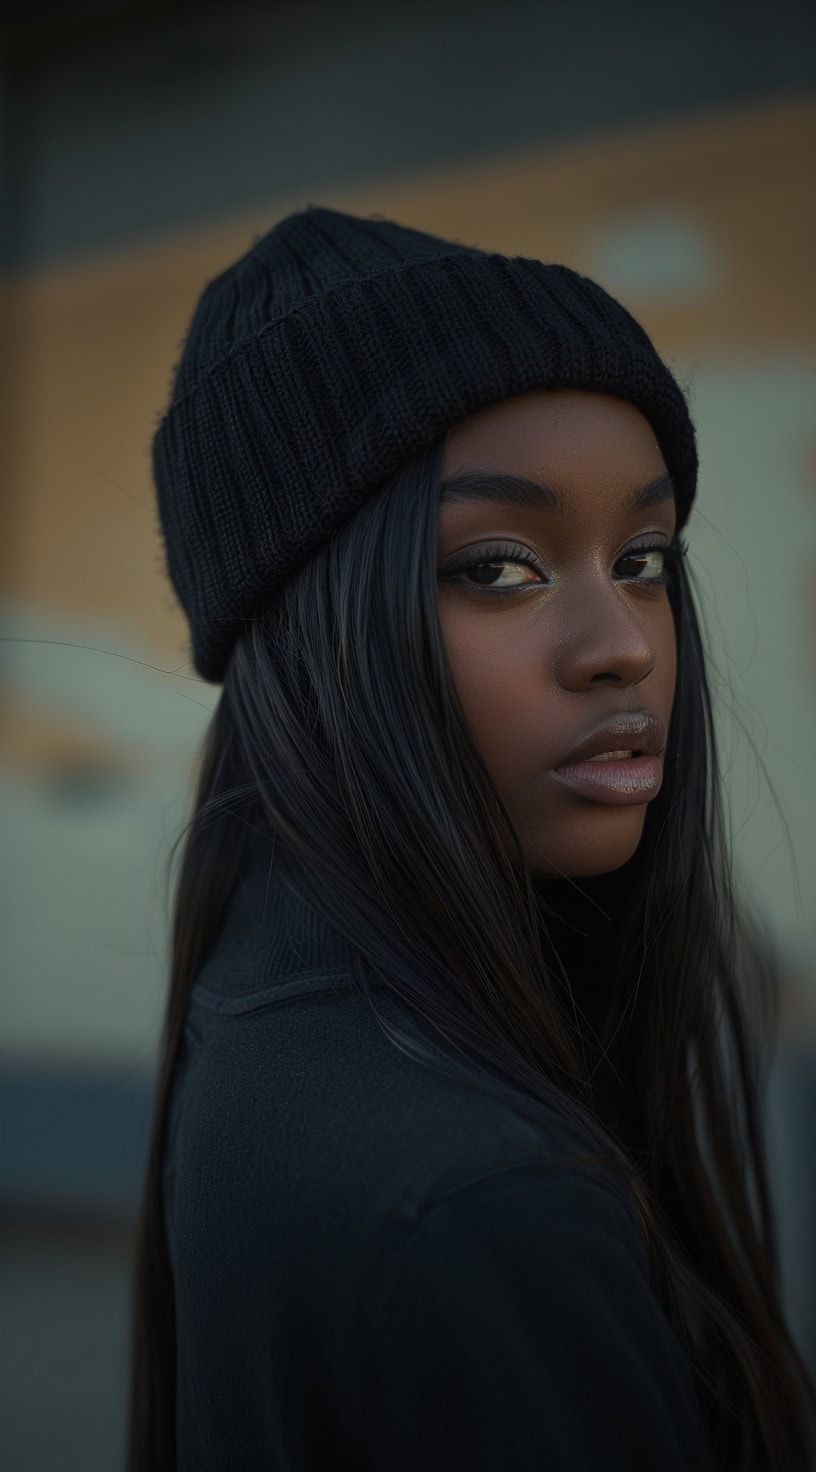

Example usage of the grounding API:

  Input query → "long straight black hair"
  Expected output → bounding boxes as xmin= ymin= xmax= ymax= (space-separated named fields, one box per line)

xmin=127 ymin=432 xmax=816 ymax=1471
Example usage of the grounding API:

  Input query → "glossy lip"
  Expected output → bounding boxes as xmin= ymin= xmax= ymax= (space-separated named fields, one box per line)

xmin=551 ymin=709 xmax=666 ymax=768
xmin=549 ymin=753 xmax=664 ymax=805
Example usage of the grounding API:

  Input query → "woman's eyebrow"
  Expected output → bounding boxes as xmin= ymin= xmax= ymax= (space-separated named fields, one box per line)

xmin=439 ymin=471 xmax=675 ymax=517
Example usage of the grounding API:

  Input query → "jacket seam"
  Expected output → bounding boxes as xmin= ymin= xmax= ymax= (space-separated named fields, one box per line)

xmin=366 ymin=1153 xmax=644 ymax=1388
xmin=189 ymin=966 xmax=361 ymax=1014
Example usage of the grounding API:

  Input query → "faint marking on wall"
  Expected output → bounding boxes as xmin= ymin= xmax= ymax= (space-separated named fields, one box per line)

xmin=0 ymin=689 xmax=157 ymax=786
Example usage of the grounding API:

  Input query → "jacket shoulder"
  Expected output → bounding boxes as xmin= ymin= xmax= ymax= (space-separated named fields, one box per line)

xmin=364 ymin=1160 xmax=712 ymax=1471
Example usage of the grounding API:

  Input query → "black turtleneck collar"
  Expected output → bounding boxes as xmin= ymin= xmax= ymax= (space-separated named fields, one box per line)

xmin=194 ymin=823 xmax=359 ymax=997
xmin=217 ymin=828 xmax=628 ymax=1029
xmin=201 ymin=824 xmax=643 ymax=1153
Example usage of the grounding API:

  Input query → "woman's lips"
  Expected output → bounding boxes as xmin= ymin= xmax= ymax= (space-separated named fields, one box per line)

xmin=548 ymin=753 xmax=663 ymax=805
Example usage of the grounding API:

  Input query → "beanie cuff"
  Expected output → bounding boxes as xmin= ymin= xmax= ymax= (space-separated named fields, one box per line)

xmin=154 ymin=248 xmax=697 ymax=683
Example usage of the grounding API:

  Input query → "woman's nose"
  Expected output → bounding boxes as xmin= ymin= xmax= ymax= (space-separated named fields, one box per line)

xmin=551 ymin=581 xmax=661 ymax=690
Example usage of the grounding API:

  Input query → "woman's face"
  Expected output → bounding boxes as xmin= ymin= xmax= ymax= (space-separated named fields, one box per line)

xmin=438 ymin=388 xmax=678 ymax=879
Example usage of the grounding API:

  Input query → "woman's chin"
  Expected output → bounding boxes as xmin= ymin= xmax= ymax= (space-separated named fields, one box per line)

xmin=522 ymin=808 xmax=649 ymax=878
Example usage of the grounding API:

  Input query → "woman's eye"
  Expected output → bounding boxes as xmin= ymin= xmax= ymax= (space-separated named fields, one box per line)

xmin=440 ymin=540 xmax=681 ymax=596
xmin=440 ymin=542 xmax=543 ymax=593
xmin=615 ymin=548 xmax=669 ymax=583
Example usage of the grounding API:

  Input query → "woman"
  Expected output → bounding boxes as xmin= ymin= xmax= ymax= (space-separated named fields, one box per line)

xmin=128 ymin=205 xmax=816 ymax=1470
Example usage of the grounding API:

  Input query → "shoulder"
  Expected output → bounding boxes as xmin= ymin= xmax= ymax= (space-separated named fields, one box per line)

xmin=364 ymin=1161 xmax=713 ymax=1471
xmin=167 ymin=976 xmax=640 ymax=1241
xmin=374 ymin=1157 xmax=649 ymax=1323
xmin=168 ymin=978 xmax=628 ymax=1231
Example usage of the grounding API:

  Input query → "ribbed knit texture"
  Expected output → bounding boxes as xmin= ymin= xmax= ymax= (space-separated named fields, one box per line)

xmin=152 ymin=204 xmax=699 ymax=684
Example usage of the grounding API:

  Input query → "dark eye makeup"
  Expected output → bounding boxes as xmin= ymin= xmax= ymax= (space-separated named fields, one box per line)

xmin=439 ymin=533 xmax=689 ymax=596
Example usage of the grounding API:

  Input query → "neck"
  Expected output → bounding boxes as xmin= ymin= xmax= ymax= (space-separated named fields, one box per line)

xmin=532 ymin=866 xmax=627 ymax=1042
xmin=531 ymin=863 xmax=647 ymax=1156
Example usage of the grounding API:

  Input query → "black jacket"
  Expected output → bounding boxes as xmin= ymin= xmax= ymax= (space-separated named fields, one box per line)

xmin=162 ymin=826 xmax=713 ymax=1470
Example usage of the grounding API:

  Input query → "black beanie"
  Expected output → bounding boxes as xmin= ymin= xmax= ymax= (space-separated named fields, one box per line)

xmin=152 ymin=204 xmax=698 ymax=684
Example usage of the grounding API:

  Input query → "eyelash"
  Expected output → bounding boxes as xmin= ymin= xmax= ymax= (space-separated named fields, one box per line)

xmin=440 ymin=535 xmax=690 ymax=596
